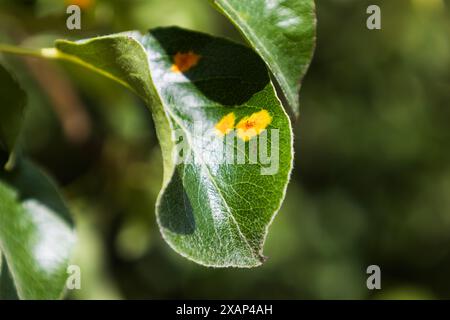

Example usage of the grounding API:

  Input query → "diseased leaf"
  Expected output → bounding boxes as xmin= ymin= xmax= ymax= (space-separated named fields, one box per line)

xmin=210 ymin=0 xmax=316 ymax=117
xmin=52 ymin=26 xmax=293 ymax=267
xmin=0 ymin=64 xmax=26 ymax=154
xmin=0 ymin=159 xmax=76 ymax=299
xmin=139 ymin=28 xmax=293 ymax=267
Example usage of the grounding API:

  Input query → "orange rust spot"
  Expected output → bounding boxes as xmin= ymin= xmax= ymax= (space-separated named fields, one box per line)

xmin=215 ymin=112 xmax=236 ymax=136
xmin=171 ymin=51 xmax=201 ymax=73
xmin=65 ymin=0 xmax=94 ymax=10
xmin=236 ymin=110 xmax=272 ymax=141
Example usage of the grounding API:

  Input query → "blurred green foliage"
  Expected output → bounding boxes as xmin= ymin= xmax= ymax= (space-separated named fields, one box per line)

xmin=0 ymin=0 xmax=449 ymax=299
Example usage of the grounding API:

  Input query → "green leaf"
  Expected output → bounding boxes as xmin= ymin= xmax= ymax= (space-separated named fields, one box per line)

xmin=51 ymin=26 xmax=293 ymax=267
xmin=210 ymin=0 xmax=316 ymax=117
xmin=0 ymin=64 xmax=75 ymax=298
xmin=0 ymin=254 xmax=19 ymax=300
xmin=0 ymin=159 xmax=76 ymax=299
xmin=0 ymin=64 xmax=26 ymax=155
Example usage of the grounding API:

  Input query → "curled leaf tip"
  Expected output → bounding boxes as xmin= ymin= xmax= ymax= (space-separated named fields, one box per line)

xmin=236 ymin=109 xmax=272 ymax=141
xmin=171 ymin=51 xmax=201 ymax=73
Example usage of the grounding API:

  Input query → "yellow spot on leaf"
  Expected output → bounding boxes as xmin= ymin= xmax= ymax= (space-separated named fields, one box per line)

xmin=236 ymin=110 xmax=272 ymax=141
xmin=215 ymin=112 xmax=235 ymax=136
xmin=171 ymin=51 xmax=201 ymax=73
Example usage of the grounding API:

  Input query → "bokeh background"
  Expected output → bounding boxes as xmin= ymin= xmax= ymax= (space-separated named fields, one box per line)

xmin=0 ymin=0 xmax=449 ymax=299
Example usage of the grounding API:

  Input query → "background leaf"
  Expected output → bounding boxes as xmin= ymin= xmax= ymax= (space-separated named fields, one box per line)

xmin=0 ymin=254 xmax=19 ymax=300
xmin=52 ymin=27 xmax=293 ymax=267
xmin=211 ymin=0 xmax=316 ymax=117
xmin=0 ymin=159 xmax=76 ymax=299
xmin=0 ymin=64 xmax=26 ymax=154
xmin=0 ymin=66 xmax=76 ymax=299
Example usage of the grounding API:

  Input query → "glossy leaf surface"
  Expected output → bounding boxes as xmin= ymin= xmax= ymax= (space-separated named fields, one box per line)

xmin=0 ymin=159 xmax=76 ymax=299
xmin=53 ymin=27 xmax=293 ymax=267
xmin=211 ymin=0 xmax=316 ymax=117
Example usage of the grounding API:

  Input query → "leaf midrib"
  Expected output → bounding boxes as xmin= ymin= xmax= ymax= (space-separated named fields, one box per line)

xmin=158 ymin=103 xmax=260 ymax=262
xmin=128 ymin=34 xmax=261 ymax=262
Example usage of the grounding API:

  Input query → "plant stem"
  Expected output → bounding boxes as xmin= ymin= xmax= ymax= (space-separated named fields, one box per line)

xmin=0 ymin=42 xmax=138 ymax=96
xmin=0 ymin=43 xmax=58 ymax=59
